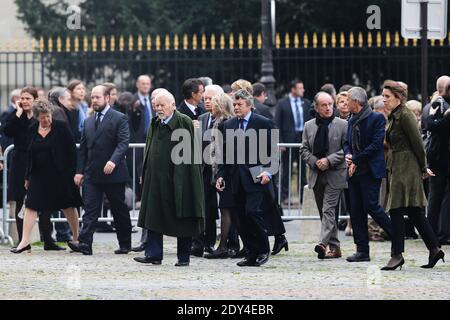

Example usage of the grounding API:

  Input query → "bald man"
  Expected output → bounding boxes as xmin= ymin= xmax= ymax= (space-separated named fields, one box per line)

xmin=69 ymin=85 xmax=132 ymax=255
xmin=422 ymin=75 xmax=450 ymax=134
xmin=135 ymin=91 xmax=205 ymax=266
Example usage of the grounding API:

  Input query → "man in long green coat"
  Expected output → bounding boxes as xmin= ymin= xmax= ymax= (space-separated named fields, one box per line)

xmin=134 ymin=91 xmax=205 ymax=267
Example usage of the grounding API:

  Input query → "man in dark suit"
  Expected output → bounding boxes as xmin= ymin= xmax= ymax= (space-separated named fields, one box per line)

xmin=191 ymin=85 xmax=223 ymax=257
xmin=344 ymin=87 xmax=392 ymax=262
xmin=178 ymin=78 xmax=206 ymax=120
xmin=252 ymin=82 xmax=274 ymax=120
xmin=275 ymin=80 xmax=311 ymax=205
xmin=216 ymin=89 xmax=277 ymax=267
xmin=70 ymin=85 xmax=132 ymax=255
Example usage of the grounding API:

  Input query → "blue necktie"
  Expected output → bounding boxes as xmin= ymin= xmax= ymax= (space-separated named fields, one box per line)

xmin=294 ymin=98 xmax=303 ymax=132
xmin=143 ymin=97 xmax=150 ymax=133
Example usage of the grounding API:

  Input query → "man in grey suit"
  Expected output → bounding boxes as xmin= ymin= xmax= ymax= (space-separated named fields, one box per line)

xmin=300 ymin=92 xmax=348 ymax=260
xmin=69 ymin=85 xmax=132 ymax=255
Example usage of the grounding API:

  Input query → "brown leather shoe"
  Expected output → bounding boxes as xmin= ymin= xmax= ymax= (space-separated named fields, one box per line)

xmin=324 ymin=247 xmax=342 ymax=259
xmin=314 ymin=244 xmax=327 ymax=259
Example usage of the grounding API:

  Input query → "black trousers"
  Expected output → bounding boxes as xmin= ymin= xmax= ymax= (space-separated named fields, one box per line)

xmin=192 ymin=170 xmax=218 ymax=250
xmin=234 ymin=181 xmax=270 ymax=257
xmin=348 ymin=173 xmax=393 ymax=254
xmin=280 ymin=133 xmax=306 ymax=203
xmin=390 ymin=207 xmax=440 ymax=255
xmin=427 ymin=174 xmax=450 ymax=242
xmin=78 ymin=181 xmax=132 ymax=249
xmin=145 ymin=229 xmax=191 ymax=263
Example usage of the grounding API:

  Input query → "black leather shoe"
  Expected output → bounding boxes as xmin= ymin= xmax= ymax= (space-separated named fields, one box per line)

xmin=272 ymin=235 xmax=289 ymax=256
xmin=204 ymin=249 xmax=229 ymax=259
xmin=44 ymin=242 xmax=66 ymax=251
xmin=133 ymin=257 xmax=162 ymax=265
xmin=254 ymin=253 xmax=269 ymax=266
xmin=68 ymin=241 xmax=92 ymax=255
xmin=237 ymin=257 xmax=257 ymax=267
xmin=204 ymin=246 xmax=214 ymax=254
xmin=10 ymin=244 xmax=31 ymax=254
xmin=191 ymin=247 xmax=204 ymax=258
xmin=114 ymin=248 xmax=131 ymax=254
xmin=131 ymin=244 xmax=146 ymax=252
xmin=346 ymin=252 xmax=370 ymax=262
xmin=175 ymin=261 xmax=190 ymax=267
xmin=227 ymin=248 xmax=239 ymax=258
xmin=231 ymin=248 xmax=248 ymax=259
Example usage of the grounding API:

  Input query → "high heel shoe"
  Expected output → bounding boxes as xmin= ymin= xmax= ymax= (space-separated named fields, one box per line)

xmin=381 ymin=258 xmax=405 ymax=271
xmin=421 ymin=250 xmax=445 ymax=269
xmin=10 ymin=244 xmax=31 ymax=254
xmin=271 ymin=236 xmax=289 ymax=256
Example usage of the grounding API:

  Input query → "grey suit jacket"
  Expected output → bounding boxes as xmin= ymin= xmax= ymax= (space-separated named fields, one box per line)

xmin=300 ymin=117 xmax=348 ymax=189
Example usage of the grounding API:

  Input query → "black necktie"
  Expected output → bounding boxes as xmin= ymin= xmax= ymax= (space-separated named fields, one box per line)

xmin=95 ymin=112 xmax=102 ymax=130
xmin=239 ymin=118 xmax=245 ymax=131
xmin=208 ymin=116 xmax=215 ymax=129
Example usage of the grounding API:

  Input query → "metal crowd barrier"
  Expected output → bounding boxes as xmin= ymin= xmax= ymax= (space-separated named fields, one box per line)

xmin=0 ymin=142 xmax=348 ymax=245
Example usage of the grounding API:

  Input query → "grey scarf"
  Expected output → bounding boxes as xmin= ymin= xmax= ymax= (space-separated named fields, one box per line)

xmin=351 ymin=105 xmax=372 ymax=154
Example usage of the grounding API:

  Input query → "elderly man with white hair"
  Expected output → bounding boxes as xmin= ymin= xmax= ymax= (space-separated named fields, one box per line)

xmin=135 ymin=91 xmax=205 ymax=266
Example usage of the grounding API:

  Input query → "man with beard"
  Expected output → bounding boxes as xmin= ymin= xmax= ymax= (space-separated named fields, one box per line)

xmin=69 ymin=85 xmax=132 ymax=255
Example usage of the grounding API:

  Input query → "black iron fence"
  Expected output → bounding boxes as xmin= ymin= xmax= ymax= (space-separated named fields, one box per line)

xmin=1 ymin=31 xmax=449 ymax=107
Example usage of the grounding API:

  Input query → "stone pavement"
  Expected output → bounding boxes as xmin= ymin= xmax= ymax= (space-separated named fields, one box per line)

xmin=0 ymin=221 xmax=449 ymax=300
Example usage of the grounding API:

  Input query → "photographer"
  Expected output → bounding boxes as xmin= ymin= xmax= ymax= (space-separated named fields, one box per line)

xmin=426 ymin=80 xmax=450 ymax=245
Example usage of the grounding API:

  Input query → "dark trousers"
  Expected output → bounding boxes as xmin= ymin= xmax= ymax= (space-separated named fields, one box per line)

xmin=226 ymin=224 xmax=240 ymax=250
xmin=348 ymin=173 xmax=393 ymax=254
xmin=192 ymin=178 xmax=218 ymax=250
xmin=144 ymin=229 xmax=192 ymax=263
xmin=78 ymin=181 xmax=132 ymax=249
xmin=234 ymin=181 xmax=270 ymax=257
xmin=390 ymin=207 xmax=440 ymax=254
xmin=427 ymin=174 xmax=450 ymax=242
xmin=281 ymin=133 xmax=306 ymax=203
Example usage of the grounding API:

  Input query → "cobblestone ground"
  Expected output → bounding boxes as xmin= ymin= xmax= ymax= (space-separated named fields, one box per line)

xmin=0 ymin=222 xmax=449 ymax=300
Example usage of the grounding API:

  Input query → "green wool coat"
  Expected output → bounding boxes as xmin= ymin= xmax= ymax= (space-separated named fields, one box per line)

xmin=137 ymin=110 xmax=205 ymax=237
xmin=386 ymin=104 xmax=427 ymax=211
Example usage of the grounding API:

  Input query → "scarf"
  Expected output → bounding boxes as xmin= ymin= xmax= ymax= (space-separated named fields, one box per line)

xmin=351 ymin=105 xmax=372 ymax=154
xmin=313 ymin=115 xmax=335 ymax=158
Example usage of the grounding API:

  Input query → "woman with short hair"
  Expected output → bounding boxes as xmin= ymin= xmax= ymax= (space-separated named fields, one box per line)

xmin=11 ymin=99 xmax=82 ymax=254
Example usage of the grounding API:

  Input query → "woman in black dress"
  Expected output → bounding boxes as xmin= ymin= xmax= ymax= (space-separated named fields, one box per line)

xmin=11 ymin=99 xmax=82 ymax=253
xmin=3 ymin=87 xmax=38 ymax=243
xmin=204 ymin=92 xmax=236 ymax=259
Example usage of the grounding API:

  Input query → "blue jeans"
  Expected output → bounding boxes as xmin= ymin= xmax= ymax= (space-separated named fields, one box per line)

xmin=144 ymin=229 xmax=192 ymax=263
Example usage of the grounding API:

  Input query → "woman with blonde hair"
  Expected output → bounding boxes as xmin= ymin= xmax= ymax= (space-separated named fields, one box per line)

xmin=204 ymin=93 xmax=236 ymax=259
xmin=381 ymin=80 xmax=444 ymax=270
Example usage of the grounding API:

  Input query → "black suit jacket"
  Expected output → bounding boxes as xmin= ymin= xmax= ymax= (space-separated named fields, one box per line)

xmin=128 ymin=93 xmax=154 ymax=143
xmin=178 ymin=100 xmax=206 ymax=120
xmin=275 ymin=96 xmax=311 ymax=143
xmin=217 ymin=112 xmax=277 ymax=193
xmin=77 ymin=107 xmax=130 ymax=184
xmin=26 ymin=120 xmax=77 ymax=181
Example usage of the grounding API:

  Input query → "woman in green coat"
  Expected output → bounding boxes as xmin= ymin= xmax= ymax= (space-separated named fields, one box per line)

xmin=381 ymin=80 xmax=444 ymax=271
